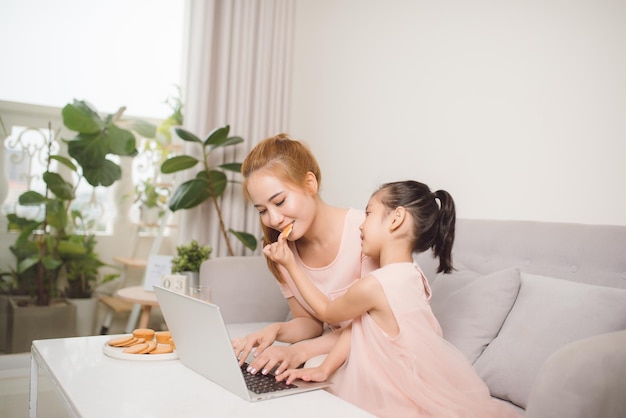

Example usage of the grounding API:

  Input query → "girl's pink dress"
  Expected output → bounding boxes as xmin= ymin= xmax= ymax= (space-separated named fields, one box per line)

xmin=328 ymin=262 xmax=521 ymax=418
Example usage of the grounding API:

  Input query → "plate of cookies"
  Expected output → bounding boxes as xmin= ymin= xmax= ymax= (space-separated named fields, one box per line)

xmin=103 ymin=328 xmax=178 ymax=361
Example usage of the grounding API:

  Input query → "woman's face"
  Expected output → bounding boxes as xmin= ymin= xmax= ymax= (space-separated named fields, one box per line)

xmin=246 ymin=170 xmax=317 ymax=239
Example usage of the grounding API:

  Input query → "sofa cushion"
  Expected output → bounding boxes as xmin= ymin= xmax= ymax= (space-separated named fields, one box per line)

xmin=473 ymin=273 xmax=626 ymax=409
xmin=429 ymin=266 xmax=521 ymax=364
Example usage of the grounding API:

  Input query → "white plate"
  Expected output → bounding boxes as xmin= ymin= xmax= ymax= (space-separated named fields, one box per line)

xmin=103 ymin=343 xmax=178 ymax=361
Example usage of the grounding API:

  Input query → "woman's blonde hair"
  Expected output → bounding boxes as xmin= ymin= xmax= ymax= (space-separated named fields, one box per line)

xmin=242 ymin=133 xmax=322 ymax=282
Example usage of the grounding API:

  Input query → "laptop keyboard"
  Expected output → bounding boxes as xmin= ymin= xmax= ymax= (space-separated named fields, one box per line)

xmin=240 ymin=363 xmax=298 ymax=394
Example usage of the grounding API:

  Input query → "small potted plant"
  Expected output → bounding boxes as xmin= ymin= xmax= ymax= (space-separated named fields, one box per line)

xmin=134 ymin=178 xmax=170 ymax=225
xmin=170 ymin=240 xmax=212 ymax=289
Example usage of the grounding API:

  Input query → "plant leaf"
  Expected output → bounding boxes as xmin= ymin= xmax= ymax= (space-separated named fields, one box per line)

xmin=44 ymin=172 xmax=75 ymax=200
xmin=216 ymin=136 xmax=244 ymax=149
xmin=219 ymin=162 xmax=242 ymax=173
xmin=62 ymin=100 xmax=102 ymax=134
xmin=18 ymin=256 xmax=40 ymax=273
xmin=50 ymin=155 xmax=77 ymax=172
xmin=229 ymin=229 xmax=258 ymax=251
xmin=174 ymin=127 xmax=202 ymax=144
xmin=198 ymin=170 xmax=227 ymax=197
xmin=58 ymin=240 xmax=87 ymax=256
xmin=106 ymin=124 xmax=138 ymax=156
xmin=67 ymin=132 xmax=108 ymax=169
xmin=161 ymin=155 xmax=199 ymax=174
xmin=18 ymin=191 xmax=46 ymax=205
xmin=168 ymin=178 xmax=212 ymax=211
xmin=204 ymin=125 xmax=230 ymax=147
xmin=82 ymin=159 xmax=122 ymax=187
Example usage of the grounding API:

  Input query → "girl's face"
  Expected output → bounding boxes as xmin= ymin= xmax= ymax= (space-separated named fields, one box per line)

xmin=246 ymin=170 xmax=317 ymax=239
xmin=360 ymin=193 xmax=391 ymax=258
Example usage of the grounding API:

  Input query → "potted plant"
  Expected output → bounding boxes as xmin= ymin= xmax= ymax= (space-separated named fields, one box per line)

xmin=4 ymin=100 xmax=146 ymax=350
xmin=160 ymin=125 xmax=257 ymax=255
xmin=133 ymin=178 xmax=171 ymax=225
xmin=170 ymin=240 xmax=212 ymax=289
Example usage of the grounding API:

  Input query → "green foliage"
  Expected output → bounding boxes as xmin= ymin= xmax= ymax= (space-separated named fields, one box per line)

xmin=6 ymin=100 xmax=143 ymax=304
xmin=161 ymin=125 xmax=257 ymax=255
xmin=62 ymin=100 xmax=139 ymax=187
xmin=134 ymin=179 xmax=170 ymax=209
xmin=170 ymin=240 xmax=212 ymax=273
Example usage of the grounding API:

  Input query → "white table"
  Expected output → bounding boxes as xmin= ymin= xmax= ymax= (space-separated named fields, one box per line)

xmin=29 ymin=333 xmax=374 ymax=418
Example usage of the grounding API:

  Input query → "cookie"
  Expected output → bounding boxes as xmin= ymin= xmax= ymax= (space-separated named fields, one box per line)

xmin=123 ymin=343 xmax=149 ymax=354
xmin=133 ymin=328 xmax=155 ymax=341
xmin=107 ymin=335 xmax=134 ymax=347
xmin=155 ymin=331 xmax=172 ymax=344
xmin=138 ymin=340 xmax=158 ymax=354
xmin=149 ymin=344 xmax=174 ymax=355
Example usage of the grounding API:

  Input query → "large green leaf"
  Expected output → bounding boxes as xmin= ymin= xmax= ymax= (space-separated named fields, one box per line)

xmin=18 ymin=256 xmax=40 ymax=274
xmin=229 ymin=229 xmax=258 ymax=251
xmin=204 ymin=125 xmax=230 ymax=147
xmin=67 ymin=132 xmax=109 ymax=169
xmin=42 ymin=255 xmax=63 ymax=270
xmin=44 ymin=172 xmax=75 ymax=200
xmin=174 ymin=127 xmax=202 ymax=144
xmin=62 ymin=100 xmax=102 ymax=134
xmin=18 ymin=191 xmax=46 ymax=205
xmin=198 ymin=170 xmax=227 ymax=197
xmin=161 ymin=155 xmax=199 ymax=174
xmin=168 ymin=178 xmax=212 ymax=211
xmin=58 ymin=240 xmax=87 ymax=256
xmin=106 ymin=124 xmax=137 ymax=156
xmin=219 ymin=162 xmax=242 ymax=173
xmin=82 ymin=159 xmax=122 ymax=187
xmin=50 ymin=155 xmax=77 ymax=172
xmin=215 ymin=136 xmax=244 ymax=149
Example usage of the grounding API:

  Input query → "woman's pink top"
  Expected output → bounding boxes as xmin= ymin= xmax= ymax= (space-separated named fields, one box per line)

xmin=277 ymin=208 xmax=377 ymax=329
xmin=329 ymin=262 xmax=521 ymax=418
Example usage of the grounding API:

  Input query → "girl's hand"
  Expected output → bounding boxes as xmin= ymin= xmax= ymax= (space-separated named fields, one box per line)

xmin=276 ymin=366 xmax=330 ymax=385
xmin=263 ymin=227 xmax=295 ymax=267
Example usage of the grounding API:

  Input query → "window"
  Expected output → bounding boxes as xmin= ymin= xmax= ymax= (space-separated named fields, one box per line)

xmin=1 ymin=0 xmax=186 ymax=234
xmin=0 ymin=0 xmax=185 ymax=119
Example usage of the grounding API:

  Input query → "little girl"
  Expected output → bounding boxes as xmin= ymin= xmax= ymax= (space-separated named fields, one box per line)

xmin=263 ymin=180 xmax=521 ymax=418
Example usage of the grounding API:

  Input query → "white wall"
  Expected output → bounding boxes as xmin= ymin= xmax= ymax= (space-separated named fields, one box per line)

xmin=289 ymin=0 xmax=626 ymax=225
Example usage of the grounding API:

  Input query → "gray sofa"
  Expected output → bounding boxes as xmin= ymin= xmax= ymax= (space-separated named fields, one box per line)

xmin=199 ymin=219 xmax=626 ymax=417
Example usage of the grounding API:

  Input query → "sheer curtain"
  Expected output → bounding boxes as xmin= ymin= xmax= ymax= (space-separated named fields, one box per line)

xmin=177 ymin=0 xmax=295 ymax=256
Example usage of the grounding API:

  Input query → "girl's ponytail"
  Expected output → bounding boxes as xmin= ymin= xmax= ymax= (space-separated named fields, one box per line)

xmin=432 ymin=190 xmax=455 ymax=274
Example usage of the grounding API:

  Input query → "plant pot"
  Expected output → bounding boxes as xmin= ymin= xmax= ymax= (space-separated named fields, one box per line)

xmin=0 ymin=294 xmax=29 ymax=353
xmin=7 ymin=297 xmax=77 ymax=353
xmin=68 ymin=297 xmax=98 ymax=337
xmin=140 ymin=205 xmax=162 ymax=225
xmin=180 ymin=271 xmax=199 ymax=294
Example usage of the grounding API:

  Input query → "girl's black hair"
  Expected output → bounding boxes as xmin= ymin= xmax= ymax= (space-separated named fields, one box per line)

xmin=376 ymin=180 xmax=456 ymax=273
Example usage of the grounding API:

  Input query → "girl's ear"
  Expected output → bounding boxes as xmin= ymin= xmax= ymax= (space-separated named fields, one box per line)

xmin=389 ymin=206 xmax=407 ymax=231
xmin=304 ymin=171 xmax=319 ymax=195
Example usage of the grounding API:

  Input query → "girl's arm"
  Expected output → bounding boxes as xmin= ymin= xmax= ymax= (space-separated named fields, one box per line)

xmin=278 ymin=325 xmax=352 ymax=385
xmin=263 ymin=234 xmax=381 ymax=325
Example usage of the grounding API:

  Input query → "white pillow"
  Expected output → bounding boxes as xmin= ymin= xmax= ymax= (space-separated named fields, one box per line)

xmin=473 ymin=274 xmax=626 ymax=409
xmin=429 ymin=267 xmax=521 ymax=364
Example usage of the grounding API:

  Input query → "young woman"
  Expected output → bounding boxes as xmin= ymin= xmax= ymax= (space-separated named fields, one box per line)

xmin=233 ymin=133 xmax=378 ymax=376
xmin=266 ymin=181 xmax=521 ymax=418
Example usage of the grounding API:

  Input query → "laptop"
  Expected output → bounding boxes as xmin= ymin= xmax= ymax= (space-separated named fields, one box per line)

xmin=153 ymin=285 xmax=331 ymax=401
